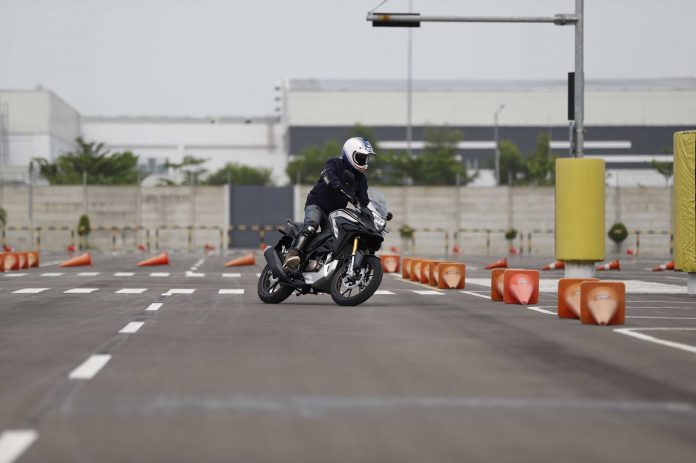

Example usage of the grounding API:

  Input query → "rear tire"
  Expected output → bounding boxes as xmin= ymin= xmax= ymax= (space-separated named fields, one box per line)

xmin=257 ymin=265 xmax=294 ymax=304
xmin=330 ymin=255 xmax=383 ymax=306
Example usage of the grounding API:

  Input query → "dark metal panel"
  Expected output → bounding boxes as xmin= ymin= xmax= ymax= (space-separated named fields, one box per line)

xmin=229 ymin=186 xmax=293 ymax=248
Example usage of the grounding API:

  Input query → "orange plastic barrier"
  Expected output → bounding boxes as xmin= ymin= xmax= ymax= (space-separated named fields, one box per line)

xmin=410 ymin=259 xmax=424 ymax=282
xmin=380 ymin=254 xmax=401 ymax=273
xmin=485 ymin=257 xmax=508 ymax=270
xmin=18 ymin=252 xmax=28 ymax=269
xmin=557 ymin=278 xmax=599 ymax=319
xmin=27 ymin=251 xmax=40 ymax=268
xmin=542 ymin=261 xmax=565 ymax=271
xmin=437 ymin=262 xmax=465 ymax=289
xmin=428 ymin=261 xmax=442 ymax=286
xmin=580 ymin=281 xmax=625 ymax=326
xmin=3 ymin=253 xmax=19 ymax=271
xmin=60 ymin=252 xmax=92 ymax=268
xmin=596 ymin=259 xmax=621 ymax=271
xmin=419 ymin=259 xmax=434 ymax=284
xmin=138 ymin=252 xmax=170 ymax=267
xmin=224 ymin=252 xmax=255 ymax=267
xmin=491 ymin=268 xmax=507 ymax=301
xmin=401 ymin=257 xmax=412 ymax=279
xmin=652 ymin=260 xmax=675 ymax=272
xmin=503 ymin=269 xmax=539 ymax=305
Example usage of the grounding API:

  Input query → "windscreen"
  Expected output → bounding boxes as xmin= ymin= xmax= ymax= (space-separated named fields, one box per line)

xmin=367 ymin=188 xmax=388 ymax=218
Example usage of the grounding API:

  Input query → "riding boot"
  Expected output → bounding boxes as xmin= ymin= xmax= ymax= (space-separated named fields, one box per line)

xmin=283 ymin=233 xmax=310 ymax=271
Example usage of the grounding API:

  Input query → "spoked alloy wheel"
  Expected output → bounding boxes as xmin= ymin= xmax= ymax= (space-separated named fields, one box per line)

xmin=330 ymin=255 xmax=383 ymax=306
xmin=257 ymin=264 xmax=294 ymax=304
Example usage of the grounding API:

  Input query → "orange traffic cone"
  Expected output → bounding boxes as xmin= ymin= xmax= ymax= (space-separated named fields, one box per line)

xmin=557 ymin=278 xmax=598 ymax=319
xmin=437 ymin=262 xmax=466 ymax=289
xmin=491 ymin=268 xmax=507 ymax=301
xmin=380 ymin=254 xmax=400 ymax=273
xmin=204 ymin=243 xmax=216 ymax=253
xmin=626 ymin=248 xmax=639 ymax=256
xmin=224 ymin=252 xmax=255 ymax=267
xmin=138 ymin=252 xmax=169 ymax=267
xmin=652 ymin=260 xmax=675 ymax=272
xmin=508 ymin=247 xmax=520 ymax=255
xmin=580 ymin=281 xmax=625 ymax=326
xmin=389 ymin=245 xmax=400 ymax=253
xmin=259 ymin=243 xmax=269 ymax=251
xmin=542 ymin=261 xmax=565 ymax=271
xmin=452 ymin=244 xmax=461 ymax=255
xmin=60 ymin=252 xmax=92 ymax=268
xmin=138 ymin=244 xmax=148 ymax=252
xmin=485 ymin=257 xmax=507 ymax=270
xmin=3 ymin=245 xmax=13 ymax=252
xmin=503 ymin=270 xmax=539 ymax=305
xmin=27 ymin=251 xmax=40 ymax=268
xmin=596 ymin=259 xmax=621 ymax=271
xmin=67 ymin=245 xmax=76 ymax=253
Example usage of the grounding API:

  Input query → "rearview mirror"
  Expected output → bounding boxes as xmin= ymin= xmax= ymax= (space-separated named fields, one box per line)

xmin=386 ymin=212 xmax=393 ymax=221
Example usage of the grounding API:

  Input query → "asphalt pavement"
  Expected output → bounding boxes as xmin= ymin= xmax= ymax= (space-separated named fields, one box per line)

xmin=1 ymin=252 xmax=695 ymax=462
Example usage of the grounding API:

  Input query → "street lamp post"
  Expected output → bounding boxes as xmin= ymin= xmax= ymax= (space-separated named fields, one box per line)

xmin=493 ymin=104 xmax=505 ymax=185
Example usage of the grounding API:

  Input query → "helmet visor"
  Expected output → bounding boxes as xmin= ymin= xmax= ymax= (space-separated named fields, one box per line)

xmin=354 ymin=152 xmax=368 ymax=166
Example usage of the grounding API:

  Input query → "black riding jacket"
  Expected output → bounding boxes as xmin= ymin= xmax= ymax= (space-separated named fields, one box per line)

xmin=306 ymin=157 xmax=370 ymax=215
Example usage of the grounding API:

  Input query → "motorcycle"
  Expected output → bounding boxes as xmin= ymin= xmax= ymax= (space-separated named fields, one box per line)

xmin=257 ymin=171 xmax=393 ymax=306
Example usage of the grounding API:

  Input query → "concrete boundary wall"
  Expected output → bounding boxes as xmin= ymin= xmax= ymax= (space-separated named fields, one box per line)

xmin=1 ymin=184 xmax=672 ymax=256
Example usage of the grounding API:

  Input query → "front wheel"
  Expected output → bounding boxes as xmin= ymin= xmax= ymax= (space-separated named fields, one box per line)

xmin=257 ymin=265 xmax=295 ymax=304
xmin=330 ymin=255 xmax=383 ymax=306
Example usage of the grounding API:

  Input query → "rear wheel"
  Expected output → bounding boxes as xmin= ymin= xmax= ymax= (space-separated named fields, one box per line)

xmin=257 ymin=265 xmax=294 ymax=304
xmin=330 ymin=255 xmax=383 ymax=306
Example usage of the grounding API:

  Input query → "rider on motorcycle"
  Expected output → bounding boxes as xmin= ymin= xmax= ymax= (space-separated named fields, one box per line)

xmin=283 ymin=137 xmax=376 ymax=271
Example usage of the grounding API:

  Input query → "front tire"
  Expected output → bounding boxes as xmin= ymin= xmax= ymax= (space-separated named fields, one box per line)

xmin=330 ymin=255 xmax=383 ymax=306
xmin=257 ymin=265 xmax=294 ymax=304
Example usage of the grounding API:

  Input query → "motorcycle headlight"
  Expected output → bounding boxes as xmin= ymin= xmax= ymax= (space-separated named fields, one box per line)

xmin=373 ymin=214 xmax=386 ymax=230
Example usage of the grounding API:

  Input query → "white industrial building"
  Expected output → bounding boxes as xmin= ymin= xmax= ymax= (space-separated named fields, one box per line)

xmin=1 ymin=77 xmax=695 ymax=186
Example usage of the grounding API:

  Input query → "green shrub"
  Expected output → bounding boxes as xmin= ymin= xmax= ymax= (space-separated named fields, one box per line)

xmin=608 ymin=223 xmax=628 ymax=244
xmin=77 ymin=214 xmax=91 ymax=237
xmin=504 ymin=228 xmax=518 ymax=241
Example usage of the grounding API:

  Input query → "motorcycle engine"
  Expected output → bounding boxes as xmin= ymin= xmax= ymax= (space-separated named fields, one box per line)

xmin=305 ymin=259 xmax=321 ymax=272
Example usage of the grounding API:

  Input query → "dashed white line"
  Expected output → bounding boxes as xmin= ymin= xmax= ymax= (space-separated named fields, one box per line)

xmin=64 ymin=288 xmax=99 ymax=294
xmin=40 ymin=272 xmax=63 ymax=277
xmin=12 ymin=288 xmax=49 ymax=294
xmin=460 ymin=291 xmax=490 ymax=300
xmin=119 ymin=321 xmax=144 ymax=334
xmin=218 ymin=289 xmax=245 ymax=295
xmin=412 ymin=290 xmax=444 ymax=295
xmin=374 ymin=290 xmax=395 ymax=295
xmin=145 ymin=302 xmax=164 ymax=311
xmin=627 ymin=316 xmax=696 ymax=320
xmin=222 ymin=273 xmax=241 ymax=278
xmin=114 ymin=272 xmax=135 ymax=277
xmin=2 ymin=274 xmax=27 ymax=278
xmin=0 ymin=430 xmax=38 ymax=463
xmin=149 ymin=272 xmax=169 ymax=277
xmin=614 ymin=328 xmax=696 ymax=355
xmin=78 ymin=272 xmax=100 ymax=276
xmin=115 ymin=288 xmax=148 ymax=294
xmin=527 ymin=306 xmax=556 ymax=315
xmin=68 ymin=354 xmax=112 ymax=379
xmin=162 ymin=288 xmax=196 ymax=296
xmin=185 ymin=271 xmax=205 ymax=277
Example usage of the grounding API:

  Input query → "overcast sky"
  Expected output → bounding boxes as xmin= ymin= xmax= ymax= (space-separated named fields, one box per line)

xmin=1 ymin=0 xmax=694 ymax=116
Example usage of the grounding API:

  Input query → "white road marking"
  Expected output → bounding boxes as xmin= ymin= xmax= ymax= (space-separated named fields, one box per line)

xmin=256 ymin=273 xmax=261 ymax=277
xmin=391 ymin=274 xmax=403 ymax=278
xmin=40 ymin=272 xmax=63 ymax=277
xmin=663 ymin=276 xmax=684 ymax=281
xmin=412 ymin=290 xmax=444 ymax=295
xmin=114 ymin=272 xmax=135 ymax=277
xmin=374 ymin=290 xmax=395 ymax=295
xmin=68 ymin=354 xmax=112 ymax=379
xmin=119 ymin=321 xmax=144 ymax=334
xmin=614 ymin=328 xmax=696 ymax=355
xmin=149 ymin=272 xmax=169 ymax=277
xmin=627 ymin=316 xmax=696 ymax=319
xmin=78 ymin=272 xmax=100 ymax=276
xmin=115 ymin=288 xmax=148 ymax=294
xmin=0 ymin=430 xmax=38 ymax=463
xmin=218 ymin=289 xmax=245 ymax=294
xmin=64 ymin=288 xmax=99 ymax=294
xmin=12 ymin=288 xmax=50 ymax=294
xmin=2 ymin=274 xmax=27 ymax=278
xmin=185 ymin=271 xmax=205 ymax=277
xmin=527 ymin=306 xmax=556 ymax=315
xmin=460 ymin=291 xmax=490 ymax=299
xmin=162 ymin=288 xmax=195 ymax=296
xmin=145 ymin=302 xmax=164 ymax=311
xmin=222 ymin=273 xmax=241 ymax=277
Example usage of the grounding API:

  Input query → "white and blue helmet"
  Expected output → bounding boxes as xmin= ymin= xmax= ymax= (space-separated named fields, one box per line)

xmin=342 ymin=137 xmax=376 ymax=174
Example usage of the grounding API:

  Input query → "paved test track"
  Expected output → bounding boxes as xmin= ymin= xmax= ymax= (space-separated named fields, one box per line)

xmin=0 ymin=253 xmax=695 ymax=462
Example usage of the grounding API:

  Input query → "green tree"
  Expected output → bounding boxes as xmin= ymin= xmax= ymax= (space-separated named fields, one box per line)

xmin=412 ymin=127 xmax=475 ymax=185
xmin=525 ymin=133 xmax=557 ymax=186
xmin=286 ymin=140 xmax=341 ymax=184
xmin=206 ymin=163 xmax=273 ymax=186
xmin=498 ymin=140 xmax=526 ymax=185
xmin=35 ymin=137 xmax=141 ymax=185
xmin=165 ymin=155 xmax=208 ymax=185
xmin=650 ymin=159 xmax=673 ymax=186
xmin=77 ymin=214 xmax=91 ymax=250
